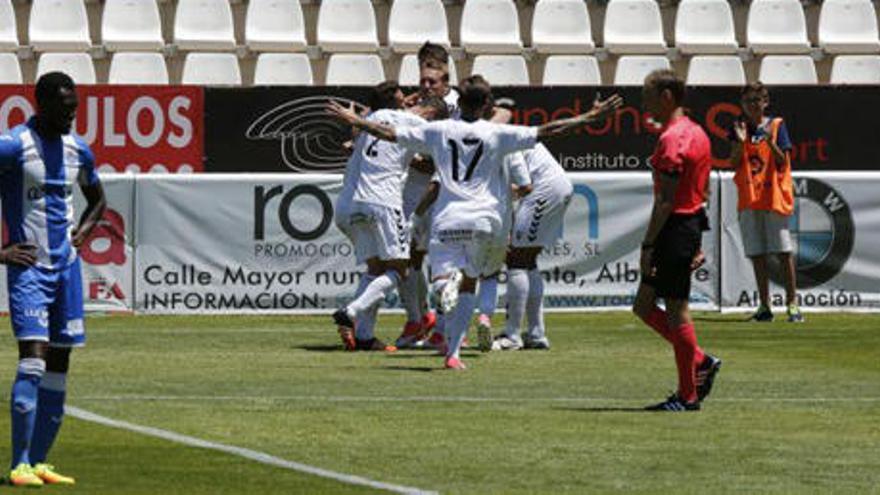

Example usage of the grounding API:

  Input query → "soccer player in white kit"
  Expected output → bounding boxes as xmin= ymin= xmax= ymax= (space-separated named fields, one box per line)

xmin=333 ymin=82 xmax=448 ymax=351
xmin=329 ymin=76 xmax=622 ymax=369
xmin=493 ymin=143 xmax=573 ymax=351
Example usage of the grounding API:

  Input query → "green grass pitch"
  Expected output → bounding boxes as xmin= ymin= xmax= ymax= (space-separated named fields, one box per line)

xmin=0 ymin=312 xmax=878 ymax=494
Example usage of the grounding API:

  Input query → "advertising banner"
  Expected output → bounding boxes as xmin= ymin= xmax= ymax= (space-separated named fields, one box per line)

xmin=204 ymin=86 xmax=880 ymax=174
xmin=719 ymin=172 xmax=880 ymax=311
xmin=0 ymin=85 xmax=203 ymax=173
xmin=132 ymin=173 xmax=719 ymax=314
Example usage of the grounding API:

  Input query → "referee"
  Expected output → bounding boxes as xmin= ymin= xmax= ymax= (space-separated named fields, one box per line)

xmin=633 ymin=70 xmax=722 ymax=412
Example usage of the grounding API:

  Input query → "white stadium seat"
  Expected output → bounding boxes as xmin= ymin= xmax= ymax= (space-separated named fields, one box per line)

xmin=758 ymin=56 xmax=817 ymax=85
xmin=818 ymin=0 xmax=880 ymax=54
xmin=29 ymin=0 xmax=91 ymax=51
xmin=460 ymin=0 xmax=522 ymax=54
xmin=604 ymin=0 xmax=666 ymax=54
xmin=613 ymin=56 xmax=671 ymax=86
xmin=108 ymin=52 xmax=169 ymax=84
xmin=174 ymin=0 xmax=236 ymax=51
xmin=181 ymin=53 xmax=241 ymax=85
xmin=317 ymin=0 xmax=379 ymax=53
xmin=686 ymin=56 xmax=746 ymax=85
xmin=102 ymin=0 xmax=164 ymax=51
xmin=0 ymin=0 xmax=18 ymax=51
xmin=0 ymin=53 xmax=21 ymax=83
xmin=747 ymin=0 xmax=810 ymax=54
xmin=37 ymin=53 xmax=96 ymax=84
xmin=246 ymin=0 xmax=308 ymax=52
xmin=830 ymin=55 xmax=880 ymax=84
xmin=253 ymin=53 xmax=314 ymax=85
xmin=675 ymin=0 xmax=738 ymax=54
xmin=542 ymin=55 xmax=601 ymax=85
xmin=532 ymin=0 xmax=595 ymax=54
xmin=471 ymin=55 xmax=529 ymax=85
xmin=398 ymin=54 xmax=457 ymax=85
xmin=389 ymin=0 xmax=450 ymax=53
xmin=325 ymin=54 xmax=385 ymax=85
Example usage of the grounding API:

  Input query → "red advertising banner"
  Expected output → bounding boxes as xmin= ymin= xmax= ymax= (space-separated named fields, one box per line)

xmin=0 ymin=85 xmax=204 ymax=173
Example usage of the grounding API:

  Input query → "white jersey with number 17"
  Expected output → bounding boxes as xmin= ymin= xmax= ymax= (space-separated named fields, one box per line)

xmin=396 ymin=119 xmax=537 ymax=234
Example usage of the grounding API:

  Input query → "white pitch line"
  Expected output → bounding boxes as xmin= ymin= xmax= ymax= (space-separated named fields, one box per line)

xmin=66 ymin=406 xmax=438 ymax=495
xmin=71 ymin=395 xmax=880 ymax=403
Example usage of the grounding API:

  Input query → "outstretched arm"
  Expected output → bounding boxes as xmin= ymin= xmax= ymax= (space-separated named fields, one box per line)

xmin=326 ymin=100 xmax=397 ymax=142
xmin=536 ymin=94 xmax=624 ymax=141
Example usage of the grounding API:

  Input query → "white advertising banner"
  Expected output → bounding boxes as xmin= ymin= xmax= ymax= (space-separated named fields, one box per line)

xmin=133 ymin=173 xmax=720 ymax=314
xmin=719 ymin=172 xmax=880 ymax=311
xmin=0 ymin=176 xmax=135 ymax=314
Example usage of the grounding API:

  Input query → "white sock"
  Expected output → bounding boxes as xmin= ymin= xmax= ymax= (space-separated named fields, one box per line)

xmin=477 ymin=275 xmax=498 ymax=318
xmin=434 ymin=310 xmax=446 ymax=336
xmin=505 ymin=269 xmax=529 ymax=338
xmin=355 ymin=301 xmax=380 ymax=341
xmin=348 ymin=271 xmax=400 ymax=317
xmin=399 ymin=271 xmax=422 ymax=323
xmin=445 ymin=292 xmax=476 ymax=359
xmin=415 ymin=268 xmax=429 ymax=317
xmin=526 ymin=269 xmax=545 ymax=340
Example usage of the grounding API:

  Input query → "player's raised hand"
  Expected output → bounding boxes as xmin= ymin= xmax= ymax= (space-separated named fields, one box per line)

xmin=0 ymin=243 xmax=37 ymax=267
xmin=326 ymin=99 xmax=360 ymax=125
xmin=585 ymin=93 xmax=624 ymax=124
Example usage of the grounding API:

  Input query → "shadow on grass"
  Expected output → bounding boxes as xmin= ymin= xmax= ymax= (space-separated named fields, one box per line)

xmin=296 ymin=344 xmax=347 ymax=352
xmin=382 ymin=365 xmax=436 ymax=373
xmin=694 ymin=315 xmax=749 ymax=323
xmin=553 ymin=406 xmax=650 ymax=413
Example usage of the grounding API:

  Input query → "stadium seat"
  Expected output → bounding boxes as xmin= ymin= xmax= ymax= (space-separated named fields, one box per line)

xmin=758 ymin=56 xmax=817 ymax=85
xmin=830 ymin=55 xmax=880 ymax=84
xmin=245 ymin=0 xmax=307 ymax=52
xmin=460 ymin=0 xmax=522 ymax=54
xmin=317 ymin=0 xmax=379 ymax=53
xmin=686 ymin=56 xmax=746 ymax=85
xmin=471 ymin=55 xmax=529 ymax=85
xmin=532 ymin=0 xmax=595 ymax=54
xmin=102 ymin=0 xmax=164 ymax=51
xmin=29 ymin=0 xmax=91 ymax=51
xmin=542 ymin=55 xmax=601 ymax=85
xmin=325 ymin=54 xmax=385 ymax=85
xmin=675 ymin=0 xmax=738 ymax=54
xmin=36 ymin=53 xmax=95 ymax=84
xmin=818 ymin=0 xmax=880 ymax=54
xmin=0 ymin=53 xmax=21 ymax=83
xmin=613 ymin=56 xmax=671 ymax=86
xmin=747 ymin=0 xmax=811 ymax=54
xmin=398 ymin=53 xmax=457 ymax=85
xmin=174 ymin=0 xmax=236 ymax=51
xmin=0 ymin=0 xmax=18 ymax=51
xmin=181 ymin=53 xmax=241 ymax=85
xmin=604 ymin=0 xmax=666 ymax=54
xmin=253 ymin=53 xmax=314 ymax=85
xmin=388 ymin=0 xmax=450 ymax=53
xmin=108 ymin=52 xmax=169 ymax=84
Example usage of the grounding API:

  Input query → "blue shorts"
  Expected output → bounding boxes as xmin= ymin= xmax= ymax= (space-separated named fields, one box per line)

xmin=7 ymin=257 xmax=86 ymax=347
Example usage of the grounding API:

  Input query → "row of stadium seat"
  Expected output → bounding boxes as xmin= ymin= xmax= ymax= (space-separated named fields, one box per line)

xmin=8 ymin=52 xmax=878 ymax=86
xmin=2 ymin=0 xmax=878 ymax=55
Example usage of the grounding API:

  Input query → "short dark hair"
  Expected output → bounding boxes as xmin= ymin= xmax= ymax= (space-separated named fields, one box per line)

xmin=644 ymin=69 xmax=685 ymax=104
xmin=417 ymin=42 xmax=449 ymax=68
xmin=368 ymin=81 xmax=401 ymax=111
xmin=458 ymin=75 xmax=493 ymax=114
xmin=741 ymin=81 xmax=769 ymax=100
xmin=418 ymin=95 xmax=449 ymax=120
xmin=35 ymin=72 xmax=75 ymax=105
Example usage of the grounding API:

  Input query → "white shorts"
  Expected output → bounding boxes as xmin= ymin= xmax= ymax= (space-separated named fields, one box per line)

xmin=511 ymin=181 xmax=573 ymax=248
xmin=739 ymin=209 xmax=794 ymax=257
xmin=340 ymin=201 xmax=410 ymax=264
xmin=429 ymin=229 xmax=497 ymax=279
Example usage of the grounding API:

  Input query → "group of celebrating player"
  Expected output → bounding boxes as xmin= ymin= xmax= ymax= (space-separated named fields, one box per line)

xmin=327 ymin=43 xmax=721 ymax=412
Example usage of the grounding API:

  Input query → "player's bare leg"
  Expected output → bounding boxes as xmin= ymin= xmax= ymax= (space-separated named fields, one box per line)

xmin=778 ymin=252 xmax=803 ymax=322
xmin=749 ymin=255 xmax=774 ymax=321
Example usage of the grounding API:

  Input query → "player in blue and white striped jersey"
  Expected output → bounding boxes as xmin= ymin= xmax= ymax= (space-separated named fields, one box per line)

xmin=0 ymin=72 xmax=106 ymax=487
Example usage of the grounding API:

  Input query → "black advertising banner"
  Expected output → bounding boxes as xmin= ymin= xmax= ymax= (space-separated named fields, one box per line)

xmin=205 ymin=86 xmax=880 ymax=173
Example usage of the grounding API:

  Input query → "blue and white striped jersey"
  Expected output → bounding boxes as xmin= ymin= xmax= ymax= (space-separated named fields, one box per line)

xmin=0 ymin=118 xmax=99 ymax=271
